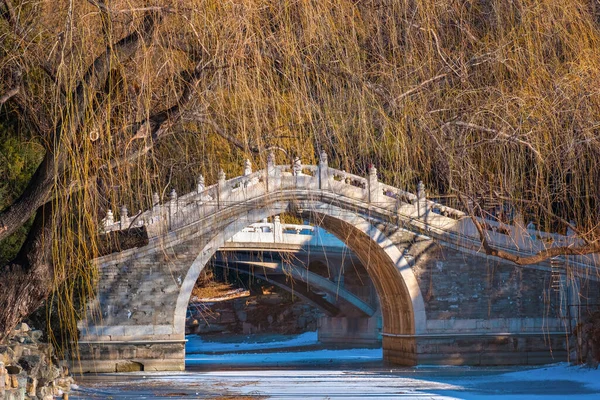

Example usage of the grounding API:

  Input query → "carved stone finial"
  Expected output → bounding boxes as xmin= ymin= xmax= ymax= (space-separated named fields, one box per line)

xmin=197 ymin=175 xmax=205 ymax=193
xmin=292 ymin=157 xmax=302 ymax=176
xmin=218 ymin=169 xmax=226 ymax=182
xmin=120 ymin=205 xmax=129 ymax=228
xmin=170 ymin=188 xmax=178 ymax=201
xmin=244 ymin=159 xmax=252 ymax=176
xmin=152 ymin=192 xmax=160 ymax=206
xmin=319 ymin=149 xmax=328 ymax=165
xmin=368 ymin=163 xmax=377 ymax=177
xmin=417 ymin=181 xmax=425 ymax=199
xmin=104 ymin=209 xmax=114 ymax=227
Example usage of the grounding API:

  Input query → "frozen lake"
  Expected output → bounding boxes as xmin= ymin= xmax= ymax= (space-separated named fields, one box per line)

xmin=73 ymin=333 xmax=600 ymax=399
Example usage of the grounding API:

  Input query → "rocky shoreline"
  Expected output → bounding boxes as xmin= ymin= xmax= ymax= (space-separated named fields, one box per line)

xmin=0 ymin=323 xmax=73 ymax=399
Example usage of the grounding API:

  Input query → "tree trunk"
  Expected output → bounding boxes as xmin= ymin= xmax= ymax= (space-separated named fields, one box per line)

xmin=0 ymin=203 xmax=57 ymax=341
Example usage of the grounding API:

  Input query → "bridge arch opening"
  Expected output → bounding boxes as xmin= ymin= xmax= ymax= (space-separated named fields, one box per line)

xmin=175 ymin=202 xmax=426 ymax=366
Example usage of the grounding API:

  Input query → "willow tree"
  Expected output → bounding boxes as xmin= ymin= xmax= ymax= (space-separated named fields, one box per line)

xmin=1 ymin=0 xmax=599 ymax=341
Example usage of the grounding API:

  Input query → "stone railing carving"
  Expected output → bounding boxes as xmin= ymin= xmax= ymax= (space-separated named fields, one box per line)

xmin=225 ymin=217 xmax=320 ymax=246
xmin=100 ymin=151 xmax=595 ymax=269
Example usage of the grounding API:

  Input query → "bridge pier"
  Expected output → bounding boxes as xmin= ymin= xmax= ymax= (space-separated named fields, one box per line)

xmin=318 ymin=315 xmax=381 ymax=346
xmin=383 ymin=331 xmax=569 ymax=366
xmin=76 ymin=340 xmax=185 ymax=373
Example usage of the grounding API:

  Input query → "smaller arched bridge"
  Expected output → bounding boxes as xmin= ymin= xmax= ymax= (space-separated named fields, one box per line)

xmin=78 ymin=151 xmax=600 ymax=372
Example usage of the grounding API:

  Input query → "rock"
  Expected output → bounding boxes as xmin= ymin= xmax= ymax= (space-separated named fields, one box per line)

xmin=18 ymin=354 xmax=41 ymax=374
xmin=30 ymin=330 xmax=43 ymax=342
xmin=26 ymin=377 xmax=37 ymax=397
xmin=10 ymin=344 xmax=22 ymax=359
xmin=39 ymin=384 xmax=54 ymax=399
xmin=5 ymin=365 xmax=22 ymax=375
xmin=40 ymin=365 xmax=61 ymax=382
xmin=15 ymin=323 xmax=30 ymax=333
xmin=0 ymin=346 xmax=14 ymax=365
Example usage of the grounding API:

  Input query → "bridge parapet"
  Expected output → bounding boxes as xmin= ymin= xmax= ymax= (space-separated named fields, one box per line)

xmin=100 ymin=151 xmax=596 ymax=271
xmin=101 ymin=154 xmax=439 ymax=234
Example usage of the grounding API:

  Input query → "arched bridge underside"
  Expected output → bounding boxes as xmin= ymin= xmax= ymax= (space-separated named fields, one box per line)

xmin=78 ymin=155 xmax=600 ymax=372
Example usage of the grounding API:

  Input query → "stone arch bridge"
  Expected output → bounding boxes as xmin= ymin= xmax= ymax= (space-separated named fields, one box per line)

xmin=78 ymin=152 xmax=600 ymax=372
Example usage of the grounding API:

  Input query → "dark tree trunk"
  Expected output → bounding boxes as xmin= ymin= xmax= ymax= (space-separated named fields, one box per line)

xmin=0 ymin=203 xmax=57 ymax=341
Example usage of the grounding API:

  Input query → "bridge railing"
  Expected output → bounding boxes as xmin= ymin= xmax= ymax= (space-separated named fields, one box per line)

xmin=100 ymin=150 xmax=596 ymax=269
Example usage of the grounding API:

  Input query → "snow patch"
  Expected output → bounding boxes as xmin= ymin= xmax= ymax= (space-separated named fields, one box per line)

xmin=187 ymin=331 xmax=320 ymax=353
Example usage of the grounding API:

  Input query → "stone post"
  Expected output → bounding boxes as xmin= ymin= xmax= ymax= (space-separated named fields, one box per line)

xmin=197 ymin=175 xmax=205 ymax=194
xmin=119 ymin=205 xmax=129 ymax=230
xmin=169 ymin=189 xmax=177 ymax=229
xmin=266 ymin=152 xmax=276 ymax=192
xmin=152 ymin=192 xmax=161 ymax=224
xmin=103 ymin=209 xmax=114 ymax=230
xmin=417 ymin=181 xmax=427 ymax=218
xmin=319 ymin=150 xmax=329 ymax=190
xmin=273 ymin=215 xmax=283 ymax=243
xmin=292 ymin=157 xmax=302 ymax=176
xmin=368 ymin=164 xmax=380 ymax=205
xmin=267 ymin=152 xmax=276 ymax=176
xmin=243 ymin=159 xmax=252 ymax=176
xmin=217 ymin=169 xmax=226 ymax=209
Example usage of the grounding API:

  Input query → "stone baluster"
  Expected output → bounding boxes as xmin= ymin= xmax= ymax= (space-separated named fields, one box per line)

xmin=319 ymin=149 xmax=329 ymax=190
xmin=292 ymin=157 xmax=302 ymax=176
xmin=243 ymin=159 xmax=252 ymax=176
xmin=169 ymin=189 xmax=177 ymax=229
xmin=267 ymin=152 xmax=276 ymax=176
xmin=197 ymin=175 xmax=205 ymax=194
xmin=417 ymin=181 xmax=427 ymax=217
xmin=273 ymin=215 xmax=283 ymax=243
xmin=120 ymin=205 xmax=129 ymax=230
xmin=217 ymin=169 xmax=226 ymax=209
xmin=266 ymin=152 xmax=276 ymax=192
xmin=368 ymin=164 xmax=380 ymax=204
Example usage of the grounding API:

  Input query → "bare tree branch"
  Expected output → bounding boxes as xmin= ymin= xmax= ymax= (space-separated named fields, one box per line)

xmin=0 ymin=85 xmax=18 ymax=106
xmin=394 ymin=74 xmax=447 ymax=103
xmin=457 ymin=194 xmax=600 ymax=265
xmin=443 ymin=121 xmax=544 ymax=163
xmin=493 ymin=193 xmax=598 ymax=246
